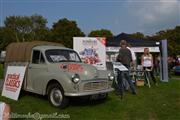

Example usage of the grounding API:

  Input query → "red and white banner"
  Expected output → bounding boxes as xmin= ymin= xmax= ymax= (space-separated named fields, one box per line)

xmin=73 ymin=37 xmax=106 ymax=70
xmin=2 ymin=66 xmax=26 ymax=100
xmin=106 ymin=47 xmax=160 ymax=53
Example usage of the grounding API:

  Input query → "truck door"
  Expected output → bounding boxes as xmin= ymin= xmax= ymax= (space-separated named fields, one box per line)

xmin=27 ymin=50 xmax=47 ymax=93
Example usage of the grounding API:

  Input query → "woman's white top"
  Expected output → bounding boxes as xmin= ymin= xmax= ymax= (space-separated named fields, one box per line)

xmin=0 ymin=102 xmax=5 ymax=120
xmin=142 ymin=55 xmax=152 ymax=67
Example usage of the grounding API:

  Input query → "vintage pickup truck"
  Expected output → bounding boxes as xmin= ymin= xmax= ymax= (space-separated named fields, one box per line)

xmin=3 ymin=41 xmax=114 ymax=108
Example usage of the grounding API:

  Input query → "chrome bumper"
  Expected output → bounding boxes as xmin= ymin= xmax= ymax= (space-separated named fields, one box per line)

xmin=64 ymin=88 xmax=114 ymax=97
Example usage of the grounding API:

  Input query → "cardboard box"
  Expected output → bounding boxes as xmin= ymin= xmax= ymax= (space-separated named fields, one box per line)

xmin=136 ymin=80 xmax=145 ymax=86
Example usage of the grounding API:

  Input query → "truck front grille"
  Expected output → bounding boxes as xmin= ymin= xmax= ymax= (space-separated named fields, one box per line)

xmin=83 ymin=81 xmax=108 ymax=91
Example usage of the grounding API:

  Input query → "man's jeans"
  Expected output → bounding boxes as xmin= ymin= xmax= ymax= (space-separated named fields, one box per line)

xmin=117 ymin=69 xmax=136 ymax=94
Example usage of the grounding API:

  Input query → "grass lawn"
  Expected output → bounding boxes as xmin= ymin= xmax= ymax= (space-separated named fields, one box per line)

xmin=0 ymin=79 xmax=179 ymax=120
xmin=0 ymin=64 xmax=180 ymax=120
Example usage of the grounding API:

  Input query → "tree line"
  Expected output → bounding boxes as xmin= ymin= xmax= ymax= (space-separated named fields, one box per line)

xmin=0 ymin=14 xmax=179 ymax=56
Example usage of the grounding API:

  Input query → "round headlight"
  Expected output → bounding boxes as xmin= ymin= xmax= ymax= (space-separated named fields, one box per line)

xmin=72 ymin=74 xmax=80 ymax=84
xmin=108 ymin=73 xmax=114 ymax=81
xmin=109 ymin=76 xmax=114 ymax=81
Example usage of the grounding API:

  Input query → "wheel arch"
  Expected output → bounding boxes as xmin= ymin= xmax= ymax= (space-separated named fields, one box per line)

xmin=45 ymin=79 xmax=64 ymax=95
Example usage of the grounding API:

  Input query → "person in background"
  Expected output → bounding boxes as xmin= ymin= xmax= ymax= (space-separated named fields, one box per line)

xmin=126 ymin=43 xmax=136 ymax=89
xmin=0 ymin=102 xmax=10 ymax=120
xmin=168 ymin=56 xmax=174 ymax=78
xmin=116 ymin=40 xmax=136 ymax=95
xmin=141 ymin=48 xmax=157 ymax=85
xmin=172 ymin=57 xmax=176 ymax=68
xmin=154 ymin=55 xmax=160 ymax=76
xmin=177 ymin=55 xmax=180 ymax=65
xmin=127 ymin=43 xmax=136 ymax=69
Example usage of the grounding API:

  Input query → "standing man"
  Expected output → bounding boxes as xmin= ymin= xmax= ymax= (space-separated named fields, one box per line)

xmin=116 ymin=40 xmax=136 ymax=95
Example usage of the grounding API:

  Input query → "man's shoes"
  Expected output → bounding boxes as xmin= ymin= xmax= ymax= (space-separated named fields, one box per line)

xmin=115 ymin=91 xmax=122 ymax=96
xmin=132 ymin=91 xmax=137 ymax=95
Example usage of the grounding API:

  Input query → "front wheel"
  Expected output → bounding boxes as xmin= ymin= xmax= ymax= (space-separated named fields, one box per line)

xmin=47 ymin=83 xmax=69 ymax=108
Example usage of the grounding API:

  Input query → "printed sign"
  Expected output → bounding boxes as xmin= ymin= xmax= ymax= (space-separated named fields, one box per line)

xmin=59 ymin=64 xmax=84 ymax=72
xmin=2 ymin=66 xmax=26 ymax=100
xmin=112 ymin=62 xmax=128 ymax=71
xmin=73 ymin=37 xmax=107 ymax=70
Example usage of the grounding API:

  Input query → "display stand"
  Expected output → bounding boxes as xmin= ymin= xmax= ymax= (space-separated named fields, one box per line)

xmin=132 ymin=68 xmax=151 ymax=88
xmin=112 ymin=62 xmax=128 ymax=99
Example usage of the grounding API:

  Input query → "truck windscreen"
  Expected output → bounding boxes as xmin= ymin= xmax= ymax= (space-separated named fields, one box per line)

xmin=45 ymin=49 xmax=81 ymax=63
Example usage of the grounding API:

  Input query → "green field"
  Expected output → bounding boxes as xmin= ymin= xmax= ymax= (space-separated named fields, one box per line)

xmin=0 ymin=64 xmax=180 ymax=120
xmin=0 ymin=78 xmax=180 ymax=120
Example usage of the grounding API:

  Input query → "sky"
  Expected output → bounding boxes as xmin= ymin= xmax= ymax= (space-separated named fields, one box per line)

xmin=0 ymin=0 xmax=179 ymax=36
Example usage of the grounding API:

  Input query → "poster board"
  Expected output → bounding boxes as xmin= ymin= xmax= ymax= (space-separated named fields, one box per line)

xmin=112 ymin=62 xmax=128 ymax=71
xmin=73 ymin=37 xmax=106 ymax=70
xmin=2 ymin=66 xmax=26 ymax=100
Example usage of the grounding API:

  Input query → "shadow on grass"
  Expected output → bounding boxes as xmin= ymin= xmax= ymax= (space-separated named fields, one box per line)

xmin=19 ymin=90 xmax=46 ymax=100
xmin=69 ymin=96 xmax=112 ymax=107
xmin=18 ymin=90 xmax=111 ymax=108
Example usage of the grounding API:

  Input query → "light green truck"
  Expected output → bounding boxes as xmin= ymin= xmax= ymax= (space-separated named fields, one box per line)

xmin=4 ymin=41 xmax=114 ymax=108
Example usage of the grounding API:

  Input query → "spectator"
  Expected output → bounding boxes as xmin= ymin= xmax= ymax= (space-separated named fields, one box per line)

xmin=154 ymin=55 xmax=160 ymax=76
xmin=168 ymin=56 xmax=174 ymax=78
xmin=141 ymin=48 xmax=157 ymax=85
xmin=177 ymin=55 xmax=180 ymax=65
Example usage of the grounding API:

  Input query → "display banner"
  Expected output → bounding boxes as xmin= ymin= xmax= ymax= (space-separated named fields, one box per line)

xmin=73 ymin=37 xmax=106 ymax=70
xmin=2 ymin=66 xmax=26 ymax=100
xmin=106 ymin=47 xmax=160 ymax=53
xmin=160 ymin=40 xmax=168 ymax=82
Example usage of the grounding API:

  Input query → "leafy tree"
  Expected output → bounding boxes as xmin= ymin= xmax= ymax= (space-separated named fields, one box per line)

xmin=0 ymin=27 xmax=15 ymax=50
xmin=4 ymin=16 xmax=31 ymax=42
xmin=88 ymin=29 xmax=113 ymax=38
xmin=51 ymin=18 xmax=85 ymax=48
xmin=30 ymin=14 xmax=51 ymax=41
xmin=165 ymin=26 xmax=180 ymax=56
xmin=33 ymin=28 xmax=52 ymax=41
xmin=4 ymin=14 xmax=49 ymax=42
xmin=31 ymin=14 xmax=47 ymax=29
xmin=131 ymin=32 xmax=145 ymax=39
xmin=148 ymin=26 xmax=180 ymax=56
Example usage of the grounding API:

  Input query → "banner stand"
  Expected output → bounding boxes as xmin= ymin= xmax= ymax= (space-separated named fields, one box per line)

xmin=160 ymin=40 xmax=168 ymax=82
